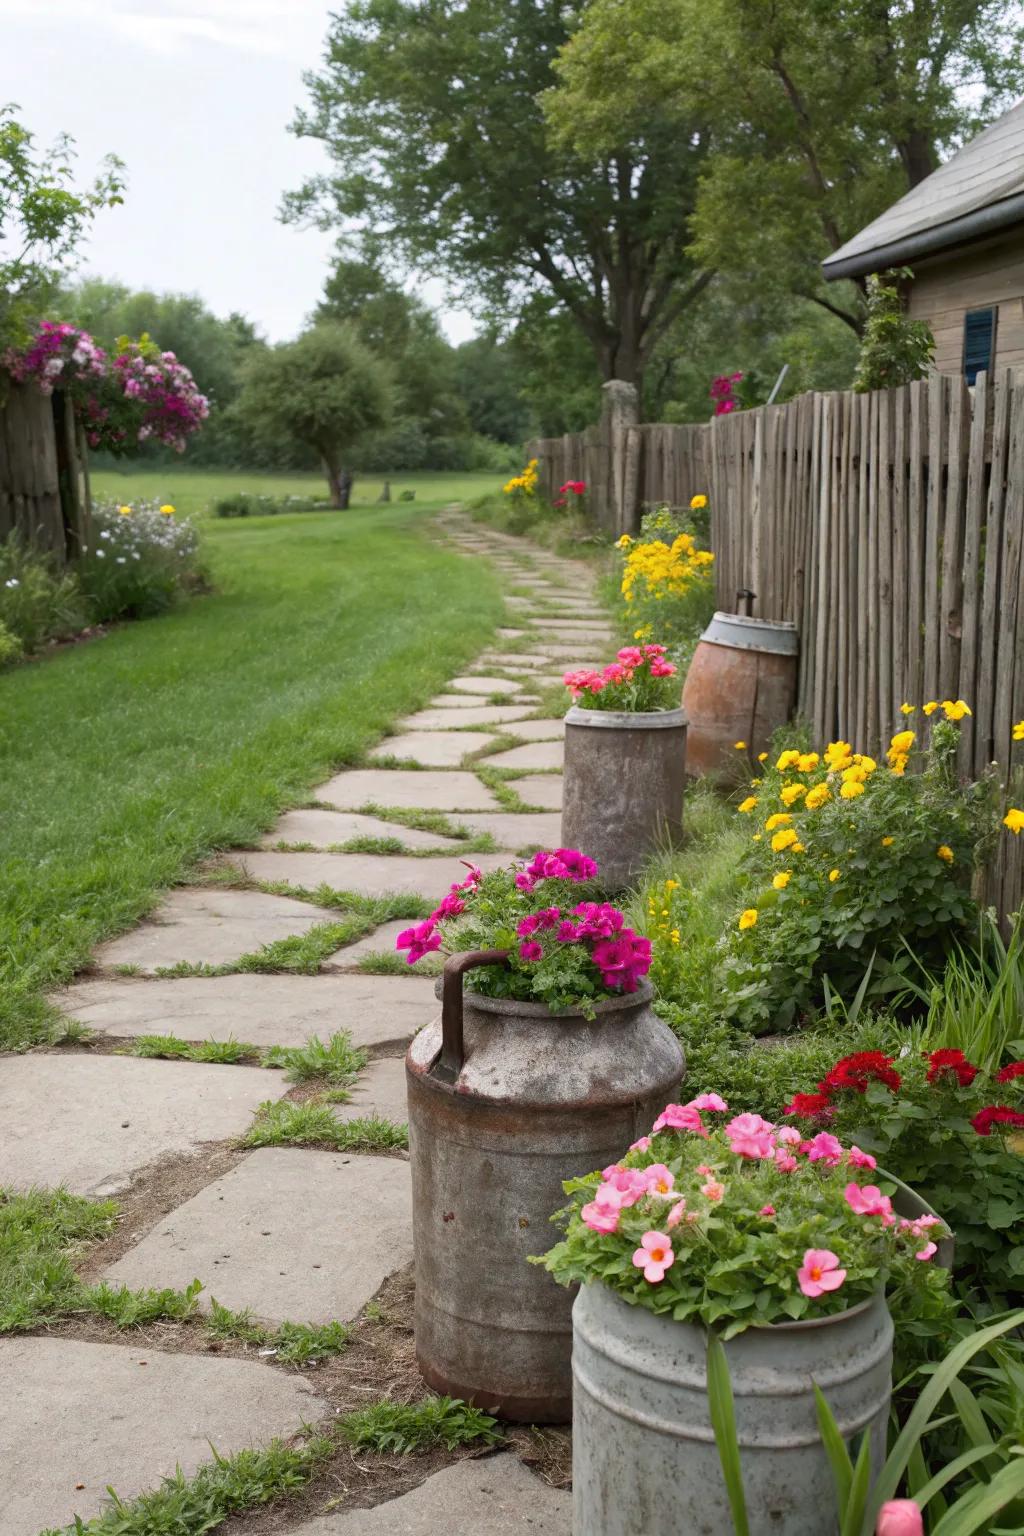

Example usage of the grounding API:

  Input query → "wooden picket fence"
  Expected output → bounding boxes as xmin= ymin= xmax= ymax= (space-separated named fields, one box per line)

xmin=529 ymin=368 xmax=1024 ymax=916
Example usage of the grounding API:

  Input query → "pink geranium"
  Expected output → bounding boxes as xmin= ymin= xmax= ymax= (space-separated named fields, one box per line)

xmin=805 ymin=1132 xmax=844 ymax=1166
xmin=844 ymin=1183 xmax=895 ymax=1225
xmin=688 ymin=1092 xmax=729 ymax=1113
xmin=725 ymin=1112 xmax=776 ymax=1160
xmin=797 ymin=1248 xmax=846 ymax=1298
xmin=847 ymin=1145 xmax=877 ymax=1170
xmin=581 ymin=1200 xmax=620 ymax=1234
xmin=653 ymin=1103 xmax=706 ymax=1135
xmin=519 ymin=939 xmax=543 ymax=961
xmin=632 ymin=1230 xmax=674 ymax=1282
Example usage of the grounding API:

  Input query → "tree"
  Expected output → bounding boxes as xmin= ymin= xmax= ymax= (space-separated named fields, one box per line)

xmin=0 ymin=104 xmax=123 ymax=351
xmin=852 ymin=271 xmax=935 ymax=393
xmin=284 ymin=0 xmax=712 ymax=403
xmin=234 ymin=325 xmax=392 ymax=506
xmin=547 ymin=0 xmax=1024 ymax=333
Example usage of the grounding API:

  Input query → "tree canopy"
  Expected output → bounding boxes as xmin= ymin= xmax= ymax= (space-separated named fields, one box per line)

xmin=234 ymin=324 xmax=393 ymax=505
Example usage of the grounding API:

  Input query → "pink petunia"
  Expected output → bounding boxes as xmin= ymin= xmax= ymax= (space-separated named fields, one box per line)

xmin=652 ymin=1103 xmax=706 ymax=1135
xmin=643 ymin=1163 xmax=675 ymax=1196
xmin=687 ymin=1092 xmax=729 ymax=1113
xmin=629 ymin=1135 xmax=651 ymax=1153
xmin=775 ymin=1125 xmax=803 ymax=1146
xmin=844 ymin=1183 xmax=895 ymax=1225
xmin=518 ymin=940 xmax=543 ymax=962
xmin=759 ymin=1205 xmax=776 ymax=1217
xmin=631 ymin=1230 xmax=674 ymax=1283
xmin=581 ymin=1200 xmax=620 ymax=1234
xmin=797 ymin=1248 xmax=847 ymax=1298
xmin=848 ymin=1145 xmax=877 ymax=1170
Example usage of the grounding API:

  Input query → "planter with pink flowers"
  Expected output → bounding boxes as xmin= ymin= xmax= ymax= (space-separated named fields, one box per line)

xmin=561 ymin=644 xmax=687 ymax=891
xmin=542 ymin=1099 xmax=952 ymax=1535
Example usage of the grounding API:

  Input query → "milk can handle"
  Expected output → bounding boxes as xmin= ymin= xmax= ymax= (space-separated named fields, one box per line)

xmin=436 ymin=948 xmax=509 ymax=1082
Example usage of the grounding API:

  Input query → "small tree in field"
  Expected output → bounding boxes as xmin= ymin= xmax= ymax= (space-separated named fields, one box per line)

xmin=235 ymin=324 xmax=392 ymax=506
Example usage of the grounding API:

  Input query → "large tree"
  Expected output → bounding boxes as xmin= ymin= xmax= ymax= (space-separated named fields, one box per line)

xmin=284 ymin=0 xmax=712 ymax=402
xmin=235 ymin=325 xmax=393 ymax=506
xmin=548 ymin=0 xmax=1024 ymax=334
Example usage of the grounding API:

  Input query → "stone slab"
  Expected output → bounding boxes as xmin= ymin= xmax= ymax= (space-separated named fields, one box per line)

xmin=234 ymin=851 xmax=508 ymax=900
xmin=333 ymin=1056 xmax=409 ymax=1123
xmin=449 ymin=810 xmax=562 ymax=849
xmin=447 ymin=676 xmax=524 ymax=695
xmin=52 ymin=973 xmax=436 ymax=1051
xmin=0 ymin=1055 xmax=288 ymax=1197
xmin=428 ymin=693 xmax=538 ymax=709
xmin=538 ymin=645 xmax=612 ymax=661
xmin=497 ymin=718 xmax=566 ymax=742
xmin=0 ymin=1337 xmax=328 ymax=1536
xmin=478 ymin=651 xmax=551 ymax=668
xmin=95 ymin=888 xmax=337 ymax=973
xmin=496 ymin=627 xmax=526 ymax=638
xmin=262 ymin=809 xmax=462 ymax=852
xmin=512 ymin=774 xmax=564 ymax=810
xmin=285 ymin=1454 xmax=571 ymax=1535
xmin=398 ymin=705 xmax=535 ymax=730
xmin=541 ymin=618 xmax=616 ymax=632
xmin=103 ymin=1149 xmax=413 ymax=1326
xmin=369 ymin=731 xmax=500 ymax=767
xmin=485 ymin=741 xmax=564 ymax=771
xmin=316 ymin=769 xmax=498 ymax=813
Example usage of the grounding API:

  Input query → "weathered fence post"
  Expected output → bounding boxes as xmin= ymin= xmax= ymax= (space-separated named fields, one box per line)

xmin=601 ymin=379 xmax=640 ymax=535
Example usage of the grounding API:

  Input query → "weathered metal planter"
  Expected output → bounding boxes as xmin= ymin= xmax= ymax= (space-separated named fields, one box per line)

xmin=560 ymin=705 xmax=688 ymax=891
xmin=681 ymin=612 xmax=798 ymax=778
xmin=572 ymin=1282 xmax=893 ymax=1536
xmin=406 ymin=951 xmax=684 ymax=1423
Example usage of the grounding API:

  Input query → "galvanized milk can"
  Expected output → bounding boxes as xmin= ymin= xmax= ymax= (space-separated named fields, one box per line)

xmin=406 ymin=950 xmax=684 ymax=1423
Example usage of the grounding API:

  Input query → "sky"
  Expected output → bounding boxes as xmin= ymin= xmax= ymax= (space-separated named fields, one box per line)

xmin=0 ymin=0 xmax=477 ymax=343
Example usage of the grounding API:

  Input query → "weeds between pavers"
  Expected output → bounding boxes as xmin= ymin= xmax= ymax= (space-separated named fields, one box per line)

xmin=328 ymin=833 xmax=498 ymax=858
xmin=339 ymin=1396 xmax=501 ymax=1454
xmin=473 ymin=765 xmax=548 ymax=814
xmin=243 ymin=1100 xmax=408 ymax=1152
xmin=354 ymin=950 xmax=442 ymax=977
xmin=0 ymin=1189 xmax=350 ymax=1361
xmin=126 ymin=1029 xmax=367 ymax=1089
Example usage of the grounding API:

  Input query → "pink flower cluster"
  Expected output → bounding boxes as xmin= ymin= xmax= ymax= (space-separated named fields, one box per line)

xmin=5 ymin=320 xmax=107 ymax=396
xmin=112 ymin=341 xmax=209 ymax=453
xmin=564 ymin=645 xmax=676 ymax=699
xmin=516 ymin=900 xmax=651 ymax=991
xmin=710 ymin=371 xmax=743 ymax=417
xmin=514 ymin=848 xmax=597 ymax=892
xmin=395 ymin=865 xmax=483 ymax=965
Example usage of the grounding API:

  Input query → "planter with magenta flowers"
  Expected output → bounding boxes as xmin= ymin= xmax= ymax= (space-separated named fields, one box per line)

xmin=398 ymin=848 xmax=684 ymax=1422
xmin=561 ymin=644 xmax=687 ymax=891
xmin=540 ymin=1101 xmax=952 ymax=1535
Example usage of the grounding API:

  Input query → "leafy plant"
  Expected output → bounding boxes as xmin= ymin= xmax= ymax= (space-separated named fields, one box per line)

xmin=261 ymin=1030 xmax=367 ymax=1086
xmin=77 ymin=499 xmax=205 ymax=623
xmin=853 ymin=271 xmax=935 ymax=394
xmin=0 ymin=533 xmax=86 ymax=653
xmin=616 ymin=500 xmax=716 ymax=653
xmin=339 ymin=1395 xmax=501 ymax=1454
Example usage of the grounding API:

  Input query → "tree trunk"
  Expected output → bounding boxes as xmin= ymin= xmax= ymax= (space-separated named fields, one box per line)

xmin=323 ymin=458 xmax=352 ymax=509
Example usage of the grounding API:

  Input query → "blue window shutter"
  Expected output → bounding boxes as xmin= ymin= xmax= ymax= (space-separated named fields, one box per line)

xmin=963 ymin=308 xmax=996 ymax=385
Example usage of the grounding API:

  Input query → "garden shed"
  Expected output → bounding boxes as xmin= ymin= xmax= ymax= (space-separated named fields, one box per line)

xmin=822 ymin=99 xmax=1024 ymax=383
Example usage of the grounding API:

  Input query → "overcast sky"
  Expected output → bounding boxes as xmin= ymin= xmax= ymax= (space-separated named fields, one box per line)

xmin=0 ymin=0 xmax=476 ymax=343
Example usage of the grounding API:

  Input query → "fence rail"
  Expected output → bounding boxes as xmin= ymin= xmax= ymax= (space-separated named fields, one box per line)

xmin=528 ymin=369 xmax=1024 ymax=917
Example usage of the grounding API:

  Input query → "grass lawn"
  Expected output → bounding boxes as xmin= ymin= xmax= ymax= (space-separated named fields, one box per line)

xmin=0 ymin=501 xmax=502 ymax=1049
xmin=90 ymin=467 xmax=505 ymax=519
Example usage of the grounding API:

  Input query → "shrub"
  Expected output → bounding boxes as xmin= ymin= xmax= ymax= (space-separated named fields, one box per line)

xmin=616 ymin=498 xmax=716 ymax=654
xmin=721 ymin=713 xmax=996 ymax=1030
xmin=853 ymin=269 xmax=935 ymax=393
xmin=78 ymin=500 xmax=204 ymax=622
xmin=213 ymin=492 xmax=321 ymax=518
xmin=0 ymin=533 xmax=86 ymax=654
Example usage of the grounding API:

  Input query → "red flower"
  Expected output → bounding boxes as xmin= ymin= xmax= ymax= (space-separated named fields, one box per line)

xmin=821 ymin=1052 xmax=901 ymax=1095
xmin=971 ymin=1105 xmax=1024 ymax=1136
xmin=783 ymin=1091 xmax=834 ymax=1119
xmin=926 ymin=1048 xmax=978 ymax=1087
xmin=995 ymin=1061 xmax=1024 ymax=1082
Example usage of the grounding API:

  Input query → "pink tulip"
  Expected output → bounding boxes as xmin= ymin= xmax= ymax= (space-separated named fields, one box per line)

xmin=876 ymin=1500 xmax=923 ymax=1536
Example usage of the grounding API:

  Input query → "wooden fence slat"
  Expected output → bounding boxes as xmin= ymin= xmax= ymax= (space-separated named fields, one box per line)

xmin=977 ymin=370 xmax=1013 ymax=768
xmin=958 ymin=372 xmax=988 ymax=772
xmin=992 ymin=381 xmax=1024 ymax=771
xmin=923 ymin=375 xmax=947 ymax=704
xmin=940 ymin=376 xmax=970 ymax=706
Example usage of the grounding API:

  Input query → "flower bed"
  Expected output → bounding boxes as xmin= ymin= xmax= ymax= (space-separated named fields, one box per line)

xmin=78 ymin=500 xmax=204 ymax=622
xmin=615 ymin=498 xmax=715 ymax=653
xmin=564 ymin=643 xmax=677 ymax=712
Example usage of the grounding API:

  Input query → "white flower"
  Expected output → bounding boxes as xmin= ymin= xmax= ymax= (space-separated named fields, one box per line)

xmin=5 ymin=578 xmax=19 ymax=588
xmin=96 ymin=550 xmax=105 ymax=559
xmin=100 ymin=529 xmax=110 ymax=540
xmin=116 ymin=557 xmax=126 ymax=564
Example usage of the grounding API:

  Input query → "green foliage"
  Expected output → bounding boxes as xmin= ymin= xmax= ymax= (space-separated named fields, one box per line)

xmin=205 ymin=1300 xmax=349 ymax=1364
xmin=261 ymin=1031 xmax=367 ymax=1087
xmin=722 ymin=721 xmax=995 ymax=1031
xmin=78 ymin=501 xmax=205 ymax=623
xmin=853 ymin=271 xmax=935 ymax=393
xmin=0 ymin=620 xmax=22 ymax=666
xmin=213 ymin=492 xmax=322 ymax=518
xmin=234 ymin=324 xmax=393 ymax=504
xmin=85 ymin=1277 xmax=203 ymax=1327
xmin=128 ymin=1035 xmax=260 ymax=1066
xmin=339 ymin=1396 xmax=501 ymax=1455
xmin=0 ymin=1187 xmax=117 ymax=1332
xmin=0 ymin=534 xmax=86 ymax=655
xmin=899 ymin=919 xmax=1024 ymax=1075
xmin=243 ymin=1101 xmax=408 ymax=1152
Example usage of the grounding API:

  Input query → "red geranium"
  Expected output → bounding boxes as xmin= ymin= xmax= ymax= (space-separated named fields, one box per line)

xmin=926 ymin=1048 xmax=978 ymax=1087
xmin=995 ymin=1061 xmax=1024 ymax=1082
xmin=783 ymin=1091 xmax=834 ymax=1119
xmin=971 ymin=1105 xmax=1024 ymax=1136
xmin=820 ymin=1052 xmax=901 ymax=1095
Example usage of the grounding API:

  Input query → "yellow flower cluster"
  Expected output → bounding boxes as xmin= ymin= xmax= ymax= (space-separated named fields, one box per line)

xmin=620 ymin=532 xmax=714 ymax=604
xmin=503 ymin=458 xmax=539 ymax=498
xmin=647 ymin=879 xmax=682 ymax=947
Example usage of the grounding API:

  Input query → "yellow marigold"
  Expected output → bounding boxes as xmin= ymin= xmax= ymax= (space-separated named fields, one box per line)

xmin=840 ymin=780 xmax=865 ymax=799
xmin=804 ymin=783 xmax=831 ymax=810
xmin=752 ymin=833 xmax=762 ymax=841
xmin=159 ymin=503 xmax=175 ymax=516
xmin=824 ymin=740 xmax=852 ymax=766
xmin=829 ymin=869 xmax=840 ymax=882
xmin=738 ymin=796 xmax=758 ymax=814
xmin=772 ymin=871 xmax=792 ymax=890
xmin=854 ymin=755 xmax=877 ymax=773
xmin=764 ymin=812 xmax=792 ymax=831
xmin=842 ymin=764 xmax=869 ymax=785
xmin=757 ymin=752 xmax=768 ymax=763
xmin=922 ymin=701 xmax=939 ymax=716
xmin=776 ymin=749 xmax=801 ymax=771
xmin=900 ymin=702 xmax=915 ymax=715
xmin=734 ymin=740 xmax=746 ymax=750
xmin=690 ymin=494 xmax=708 ymax=509
xmin=118 ymin=504 xmax=132 ymax=516
xmin=664 ymin=879 xmax=679 ymax=892
xmin=771 ymin=827 xmax=798 ymax=852
xmin=616 ymin=534 xmax=633 ymax=549
xmin=889 ymin=730 xmax=915 ymax=754
xmin=780 ymin=783 xmax=806 ymax=807
xmin=882 ymin=836 xmax=895 ymax=847
xmin=942 ymin=699 xmax=972 ymax=721
xmin=937 ymin=845 xmax=954 ymax=863
xmin=797 ymin=753 xmax=820 ymax=772
xmin=1004 ymin=808 xmax=1024 ymax=834
xmin=890 ymin=753 xmax=908 ymax=776
xmin=791 ymin=842 xmax=806 ymax=853
xmin=671 ymin=929 xmax=680 ymax=944
xmin=1014 ymin=721 xmax=1024 ymax=742
xmin=738 ymin=908 xmax=758 ymax=930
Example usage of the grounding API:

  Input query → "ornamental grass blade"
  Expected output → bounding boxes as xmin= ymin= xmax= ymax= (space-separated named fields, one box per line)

xmin=814 ymin=1382 xmax=853 ymax=1514
xmin=912 ymin=1445 xmax=1000 ymax=1512
xmin=841 ymin=1430 xmax=872 ymax=1536
xmin=947 ymin=1379 xmax=997 ymax=1463
xmin=706 ymin=1331 xmax=750 ymax=1536
xmin=861 ymin=1310 xmax=1024 ymax=1536
xmin=930 ymin=1459 xmax=1024 ymax=1536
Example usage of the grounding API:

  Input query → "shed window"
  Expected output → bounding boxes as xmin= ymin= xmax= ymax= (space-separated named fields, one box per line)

xmin=963 ymin=307 xmax=997 ymax=385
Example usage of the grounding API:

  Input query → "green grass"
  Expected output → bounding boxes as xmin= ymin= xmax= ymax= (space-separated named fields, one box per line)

xmin=0 ymin=504 xmax=502 ymax=1048
xmin=90 ymin=469 xmax=505 ymax=520
xmin=243 ymin=1100 xmax=409 ymax=1151
xmin=339 ymin=1396 xmax=501 ymax=1455
xmin=125 ymin=1028 xmax=367 ymax=1089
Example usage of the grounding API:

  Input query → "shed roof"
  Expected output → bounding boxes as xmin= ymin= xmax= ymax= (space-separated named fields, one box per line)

xmin=823 ymin=99 xmax=1024 ymax=281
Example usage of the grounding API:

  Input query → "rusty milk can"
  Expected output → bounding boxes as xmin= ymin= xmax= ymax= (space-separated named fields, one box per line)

xmin=406 ymin=950 xmax=684 ymax=1423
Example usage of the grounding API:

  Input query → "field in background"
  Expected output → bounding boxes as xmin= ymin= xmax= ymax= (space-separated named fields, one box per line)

xmin=90 ymin=468 xmax=504 ymax=518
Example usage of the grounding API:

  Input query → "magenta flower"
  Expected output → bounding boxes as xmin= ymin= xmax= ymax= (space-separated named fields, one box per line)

xmin=518 ymin=939 xmax=543 ymax=962
xmin=632 ymin=1230 xmax=674 ymax=1283
xmin=847 ymin=1145 xmax=877 ymax=1170
xmin=876 ymin=1502 xmax=923 ymax=1536
xmin=616 ymin=646 xmax=645 ymax=667
xmin=555 ymin=920 xmax=580 ymax=942
xmin=517 ymin=914 xmax=540 ymax=937
xmin=797 ymin=1248 xmax=846 ymax=1298
xmin=774 ymin=1150 xmax=798 ymax=1173
xmin=805 ymin=1132 xmax=844 ymax=1166
xmin=724 ymin=1112 xmax=776 ymax=1159
xmin=759 ymin=1205 xmax=776 ymax=1217
xmin=395 ymin=919 xmax=442 ymax=965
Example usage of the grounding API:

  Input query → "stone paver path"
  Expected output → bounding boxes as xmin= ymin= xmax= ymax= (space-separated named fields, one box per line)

xmin=6 ymin=510 xmax=594 ymax=1534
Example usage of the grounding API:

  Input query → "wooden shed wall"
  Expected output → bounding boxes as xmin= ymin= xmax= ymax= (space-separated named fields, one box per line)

xmin=907 ymin=230 xmax=1024 ymax=375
